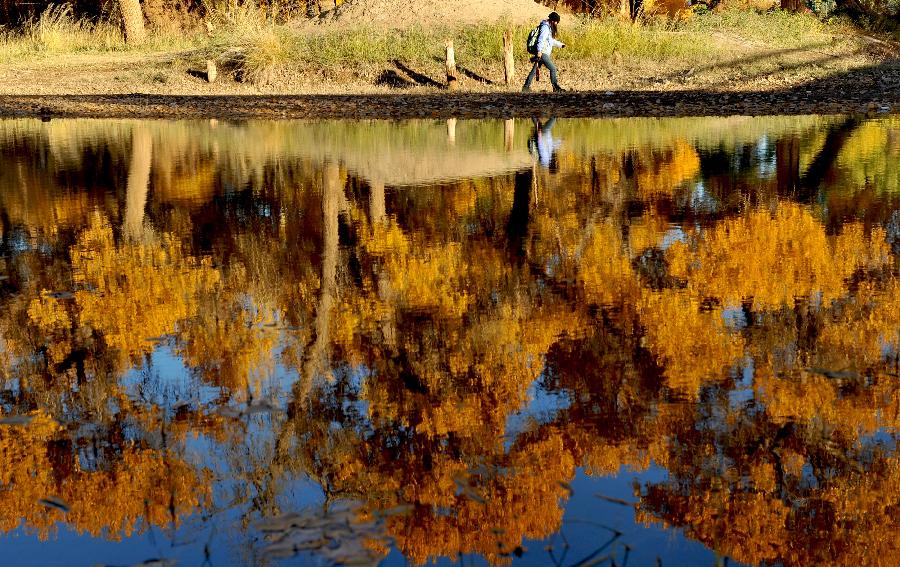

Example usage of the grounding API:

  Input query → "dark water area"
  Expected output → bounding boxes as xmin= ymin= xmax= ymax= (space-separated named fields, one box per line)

xmin=0 ymin=115 xmax=898 ymax=566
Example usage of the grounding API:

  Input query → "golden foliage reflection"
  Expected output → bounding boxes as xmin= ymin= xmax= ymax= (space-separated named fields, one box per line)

xmin=0 ymin=116 xmax=898 ymax=566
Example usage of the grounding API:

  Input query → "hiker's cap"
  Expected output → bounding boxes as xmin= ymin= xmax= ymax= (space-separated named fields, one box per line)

xmin=548 ymin=11 xmax=561 ymax=22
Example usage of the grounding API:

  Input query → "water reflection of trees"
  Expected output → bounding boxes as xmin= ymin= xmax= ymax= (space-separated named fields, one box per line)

xmin=0 ymin=116 xmax=899 ymax=565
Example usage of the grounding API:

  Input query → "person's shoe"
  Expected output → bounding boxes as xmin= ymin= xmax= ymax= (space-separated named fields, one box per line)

xmin=521 ymin=86 xmax=531 ymax=92
xmin=553 ymin=86 xmax=567 ymax=92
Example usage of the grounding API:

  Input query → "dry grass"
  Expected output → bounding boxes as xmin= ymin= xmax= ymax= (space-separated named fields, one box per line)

xmin=5 ymin=4 xmax=124 ymax=55
xmin=0 ymin=3 xmax=878 ymax=86
xmin=224 ymin=9 xmax=853 ymax=85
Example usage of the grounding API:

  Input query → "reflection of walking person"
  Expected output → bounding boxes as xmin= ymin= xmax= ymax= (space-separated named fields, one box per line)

xmin=523 ymin=12 xmax=566 ymax=92
xmin=528 ymin=117 xmax=561 ymax=170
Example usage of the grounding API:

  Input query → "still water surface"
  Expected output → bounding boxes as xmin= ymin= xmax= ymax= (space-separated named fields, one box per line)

xmin=0 ymin=115 xmax=898 ymax=566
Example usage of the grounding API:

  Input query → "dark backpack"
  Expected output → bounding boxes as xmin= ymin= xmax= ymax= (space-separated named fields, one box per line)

xmin=526 ymin=22 xmax=544 ymax=55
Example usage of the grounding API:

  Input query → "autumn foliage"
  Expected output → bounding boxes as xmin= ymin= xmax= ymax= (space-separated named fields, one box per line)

xmin=0 ymin=116 xmax=899 ymax=565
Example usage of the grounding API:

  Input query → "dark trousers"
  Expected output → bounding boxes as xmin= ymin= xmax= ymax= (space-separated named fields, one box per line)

xmin=523 ymin=53 xmax=560 ymax=90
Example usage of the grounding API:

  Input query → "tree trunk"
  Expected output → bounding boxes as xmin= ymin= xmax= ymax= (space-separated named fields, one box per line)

xmin=781 ymin=0 xmax=806 ymax=12
xmin=118 ymin=0 xmax=146 ymax=45
xmin=504 ymin=119 xmax=515 ymax=152
xmin=297 ymin=162 xmax=341 ymax=403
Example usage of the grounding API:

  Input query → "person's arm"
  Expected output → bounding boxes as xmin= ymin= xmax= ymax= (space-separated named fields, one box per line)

xmin=551 ymin=37 xmax=565 ymax=49
xmin=536 ymin=22 xmax=551 ymax=57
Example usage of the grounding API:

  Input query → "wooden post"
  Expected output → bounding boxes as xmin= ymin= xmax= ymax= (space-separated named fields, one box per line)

xmin=206 ymin=60 xmax=218 ymax=83
xmin=504 ymin=119 xmax=515 ymax=152
xmin=445 ymin=40 xmax=458 ymax=91
xmin=503 ymin=29 xmax=515 ymax=86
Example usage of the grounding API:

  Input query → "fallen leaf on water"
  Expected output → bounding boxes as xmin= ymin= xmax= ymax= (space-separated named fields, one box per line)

xmin=39 ymin=496 xmax=69 ymax=513
xmin=0 ymin=415 xmax=34 ymax=426
xmin=214 ymin=406 xmax=242 ymax=419
xmin=460 ymin=486 xmax=486 ymax=504
xmin=48 ymin=291 xmax=74 ymax=299
xmin=256 ymin=512 xmax=304 ymax=533
xmin=246 ymin=400 xmax=280 ymax=415
xmin=262 ymin=536 xmax=329 ymax=559
xmin=378 ymin=504 xmax=414 ymax=516
xmin=595 ymin=493 xmax=635 ymax=506
xmin=134 ymin=559 xmax=177 ymax=567
xmin=260 ymin=541 xmax=302 ymax=560
xmin=572 ymin=554 xmax=610 ymax=567
xmin=321 ymin=540 xmax=381 ymax=565
xmin=806 ymin=367 xmax=859 ymax=381
xmin=323 ymin=504 xmax=360 ymax=523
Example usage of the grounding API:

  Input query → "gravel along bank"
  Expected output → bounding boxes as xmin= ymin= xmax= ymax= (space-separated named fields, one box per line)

xmin=0 ymin=88 xmax=896 ymax=120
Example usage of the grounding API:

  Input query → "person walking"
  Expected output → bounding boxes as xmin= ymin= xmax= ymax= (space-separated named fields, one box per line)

xmin=522 ymin=12 xmax=566 ymax=92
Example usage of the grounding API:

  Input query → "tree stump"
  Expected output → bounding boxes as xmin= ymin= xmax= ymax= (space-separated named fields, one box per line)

xmin=206 ymin=60 xmax=218 ymax=83
xmin=446 ymin=40 xmax=458 ymax=91
xmin=503 ymin=30 xmax=515 ymax=86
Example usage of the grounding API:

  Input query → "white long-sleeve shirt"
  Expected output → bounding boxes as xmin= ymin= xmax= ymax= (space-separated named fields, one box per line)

xmin=536 ymin=20 xmax=564 ymax=55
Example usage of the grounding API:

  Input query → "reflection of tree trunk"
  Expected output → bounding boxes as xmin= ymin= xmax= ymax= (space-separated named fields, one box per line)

xmin=504 ymin=119 xmax=515 ymax=152
xmin=369 ymin=180 xmax=385 ymax=224
xmin=46 ymin=439 xmax=75 ymax=483
xmin=125 ymin=127 xmax=152 ymax=240
xmin=377 ymin=274 xmax=397 ymax=350
xmin=776 ymin=135 xmax=800 ymax=195
xmin=297 ymin=162 xmax=341 ymax=402
xmin=797 ymin=116 xmax=861 ymax=202
xmin=367 ymin=180 xmax=397 ymax=349
xmin=794 ymin=297 xmax=822 ymax=357
xmin=0 ymin=208 xmax=10 ymax=257
xmin=447 ymin=118 xmax=457 ymax=145
xmin=507 ymin=169 xmax=533 ymax=261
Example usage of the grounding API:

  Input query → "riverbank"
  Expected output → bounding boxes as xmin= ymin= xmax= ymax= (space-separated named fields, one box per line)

xmin=1 ymin=74 xmax=897 ymax=120
xmin=1 ymin=6 xmax=897 ymax=118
